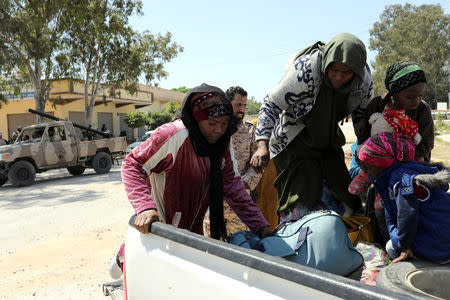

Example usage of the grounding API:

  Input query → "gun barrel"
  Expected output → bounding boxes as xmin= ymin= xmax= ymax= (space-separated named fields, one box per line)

xmin=28 ymin=109 xmax=61 ymax=122
xmin=27 ymin=109 xmax=110 ymax=138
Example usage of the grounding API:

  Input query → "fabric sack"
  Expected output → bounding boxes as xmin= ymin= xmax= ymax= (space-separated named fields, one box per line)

xmin=229 ymin=210 xmax=363 ymax=276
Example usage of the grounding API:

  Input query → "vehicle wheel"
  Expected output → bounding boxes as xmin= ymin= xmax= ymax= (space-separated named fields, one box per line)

xmin=8 ymin=160 xmax=36 ymax=187
xmin=0 ymin=175 xmax=7 ymax=186
xmin=377 ymin=260 xmax=450 ymax=299
xmin=67 ymin=165 xmax=86 ymax=176
xmin=92 ymin=152 xmax=112 ymax=174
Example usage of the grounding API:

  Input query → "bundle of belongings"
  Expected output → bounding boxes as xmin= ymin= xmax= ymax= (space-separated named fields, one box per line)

xmin=229 ymin=210 xmax=364 ymax=276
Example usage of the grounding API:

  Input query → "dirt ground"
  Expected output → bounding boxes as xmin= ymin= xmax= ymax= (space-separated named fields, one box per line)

xmin=1 ymin=224 xmax=126 ymax=299
xmin=0 ymin=166 xmax=132 ymax=300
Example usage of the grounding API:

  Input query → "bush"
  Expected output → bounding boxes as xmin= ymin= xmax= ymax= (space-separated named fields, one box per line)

xmin=146 ymin=102 xmax=180 ymax=130
xmin=435 ymin=120 xmax=450 ymax=135
xmin=246 ymin=96 xmax=262 ymax=115
xmin=124 ymin=112 xmax=147 ymax=129
xmin=171 ymin=86 xmax=191 ymax=93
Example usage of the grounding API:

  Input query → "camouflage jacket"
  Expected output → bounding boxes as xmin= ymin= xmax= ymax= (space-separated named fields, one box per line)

xmin=230 ymin=120 xmax=262 ymax=190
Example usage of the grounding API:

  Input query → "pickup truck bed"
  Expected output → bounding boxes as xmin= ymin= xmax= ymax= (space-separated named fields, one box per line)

xmin=122 ymin=218 xmax=411 ymax=300
xmin=78 ymin=137 xmax=127 ymax=157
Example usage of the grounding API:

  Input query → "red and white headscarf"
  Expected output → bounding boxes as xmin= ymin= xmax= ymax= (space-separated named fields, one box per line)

xmin=382 ymin=107 xmax=419 ymax=141
xmin=359 ymin=132 xmax=415 ymax=168
xmin=191 ymin=92 xmax=232 ymax=122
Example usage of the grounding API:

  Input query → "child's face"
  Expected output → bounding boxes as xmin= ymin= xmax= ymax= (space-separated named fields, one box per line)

xmin=392 ymin=82 xmax=426 ymax=111
xmin=360 ymin=161 xmax=387 ymax=179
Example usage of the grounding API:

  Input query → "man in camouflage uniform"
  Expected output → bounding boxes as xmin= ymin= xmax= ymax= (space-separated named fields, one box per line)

xmin=227 ymin=86 xmax=262 ymax=192
xmin=203 ymin=86 xmax=263 ymax=236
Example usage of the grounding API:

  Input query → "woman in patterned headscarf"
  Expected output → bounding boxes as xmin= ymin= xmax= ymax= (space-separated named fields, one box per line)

xmin=122 ymin=83 xmax=270 ymax=241
xmin=358 ymin=132 xmax=450 ymax=264
xmin=360 ymin=62 xmax=433 ymax=161
xmin=251 ymin=33 xmax=373 ymax=220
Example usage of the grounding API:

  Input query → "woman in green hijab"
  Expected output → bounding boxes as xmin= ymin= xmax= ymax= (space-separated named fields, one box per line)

xmin=251 ymin=33 xmax=373 ymax=221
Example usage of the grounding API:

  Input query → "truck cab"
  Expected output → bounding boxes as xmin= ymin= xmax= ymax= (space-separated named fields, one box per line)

xmin=14 ymin=121 xmax=79 ymax=169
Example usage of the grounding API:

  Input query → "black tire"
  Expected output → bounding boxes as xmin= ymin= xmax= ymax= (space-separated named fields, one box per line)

xmin=67 ymin=165 xmax=86 ymax=176
xmin=377 ymin=260 xmax=450 ymax=299
xmin=8 ymin=160 xmax=36 ymax=187
xmin=0 ymin=175 xmax=7 ymax=186
xmin=92 ymin=152 xmax=112 ymax=174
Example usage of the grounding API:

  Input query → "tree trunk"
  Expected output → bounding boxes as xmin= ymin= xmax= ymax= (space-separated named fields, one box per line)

xmin=85 ymin=81 xmax=105 ymax=127
xmin=84 ymin=54 xmax=95 ymax=126
xmin=84 ymin=80 xmax=93 ymax=126
xmin=85 ymin=105 xmax=93 ymax=126
xmin=34 ymin=94 xmax=46 ymax=123
xmin=86 ymin=86 xmax=108 ymax=127
xmin=31 ymin=64 xmax=47 ymax=124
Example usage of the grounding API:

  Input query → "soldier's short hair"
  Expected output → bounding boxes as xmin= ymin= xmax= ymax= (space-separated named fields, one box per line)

xmin=226 ymin=86 xmax=247 ymax=102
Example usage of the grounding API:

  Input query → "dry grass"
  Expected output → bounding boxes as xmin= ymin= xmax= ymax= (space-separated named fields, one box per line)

xmin=432 ymin=138 xmax=450 ymax=165
xmin=432 ymin=122 xmax=450 ymax=164
xmin=435 ymin=121 xmax=450 ymax=135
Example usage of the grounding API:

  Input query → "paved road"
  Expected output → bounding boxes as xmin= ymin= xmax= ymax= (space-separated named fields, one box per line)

xmin=0 ymin=163 xmax=133 ymax=299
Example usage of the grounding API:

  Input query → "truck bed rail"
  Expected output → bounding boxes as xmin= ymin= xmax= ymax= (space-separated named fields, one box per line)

xmin=125 ymin=216 xmax=412 ymax=300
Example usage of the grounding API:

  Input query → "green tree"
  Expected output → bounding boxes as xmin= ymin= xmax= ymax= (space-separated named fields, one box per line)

xmin=0 ymin=94 xmax=6 ymax=108
xmin=146 ymin=102 xmax=180 ymax=130
xmin=0 ymin=0 xmax=70 ymax=122
xmin=369 ymin=3 xmax=449 ymax=108
xmin=124 ymin=111 xmax=147 ymax=129
xmin=245 ymin=96 xmax=262 ymax=115
xmin=0 ymin=79 xmax=9 ymax=108
xmin=171 ymin=86 xmax=191 ymax=93
xmin=62 ymin=0 xmax=183 ymax=125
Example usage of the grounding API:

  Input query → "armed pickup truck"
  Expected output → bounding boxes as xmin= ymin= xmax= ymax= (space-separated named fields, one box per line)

xmin=0 ymin=110 xmax=126 ymax=187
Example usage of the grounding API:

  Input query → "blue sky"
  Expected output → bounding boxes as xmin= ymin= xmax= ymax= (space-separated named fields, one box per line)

xmin=130 ymin=0 xmax=449 ymax=101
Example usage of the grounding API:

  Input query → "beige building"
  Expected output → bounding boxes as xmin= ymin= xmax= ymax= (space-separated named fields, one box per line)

xmin=0 ymin=80 xmax=185 ymax=141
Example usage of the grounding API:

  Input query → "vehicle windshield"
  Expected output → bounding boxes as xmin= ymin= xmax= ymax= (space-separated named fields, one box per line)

xmin=16 ymin=127 xmax=45 ymax=144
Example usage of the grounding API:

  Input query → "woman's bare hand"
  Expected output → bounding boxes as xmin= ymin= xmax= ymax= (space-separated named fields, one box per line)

xmin=134 ymin=209 xmax=161 ymax=234
xmin=250 ymin=140 xmax=269 ymax=173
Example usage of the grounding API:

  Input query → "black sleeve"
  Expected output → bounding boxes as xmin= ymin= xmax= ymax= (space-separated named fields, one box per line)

xmin=413 ymin=102 xmax=434 ymax=161
xmin=356 ymin=96 xmax=384 ymax=145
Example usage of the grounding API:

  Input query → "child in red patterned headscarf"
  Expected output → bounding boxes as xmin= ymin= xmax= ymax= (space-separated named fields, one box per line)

xmin=348 ymin=107 xmax=422 ymax=195
xmin=358 ymin=132 xmax=450 ymax=264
